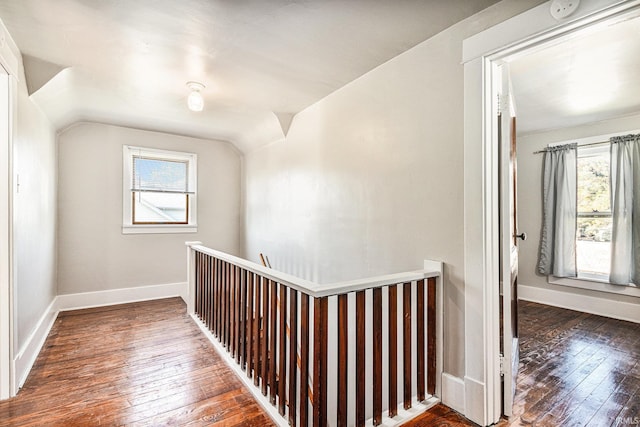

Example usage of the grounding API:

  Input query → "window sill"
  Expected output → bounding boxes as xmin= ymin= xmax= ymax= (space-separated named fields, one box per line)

xmin=122 ymin=225 xmax=198 ymax=235
xmin=549 ymin=275 xmax=640 ymax=298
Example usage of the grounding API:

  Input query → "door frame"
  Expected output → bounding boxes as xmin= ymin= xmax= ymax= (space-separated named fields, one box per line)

xmin=0 ymin=24 xmax=19 ymax=399
xmin=0 ymin=65 xmax=13 ymax=400
xmin=462 ymin=0 xmax=640 ymax=425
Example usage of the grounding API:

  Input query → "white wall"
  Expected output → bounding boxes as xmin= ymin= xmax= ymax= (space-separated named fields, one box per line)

xmin=517 ymin=113 xmax=640 ymax=312
xmin=244 ymin=0 xmax=545 ymax=380
xmin=13 ymin=66 xmax=57 ymax=352
xmin=57 ymin=123 xmax=242 ymax=295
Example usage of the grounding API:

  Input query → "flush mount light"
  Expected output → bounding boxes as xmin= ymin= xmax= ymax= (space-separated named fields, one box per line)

xmin=186 ymin=81 xmax=205 ymax=112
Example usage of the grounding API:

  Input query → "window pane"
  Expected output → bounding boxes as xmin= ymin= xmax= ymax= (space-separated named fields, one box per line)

xmin=133 ymin=192 xmax=187 ymax=224
xmin=577 ymin=147 xmax=610 ymax=213
xmin=576 ymin=216 xmax=611 ymax=276
xmin=133 ymin=157 xmax=188 ymax=192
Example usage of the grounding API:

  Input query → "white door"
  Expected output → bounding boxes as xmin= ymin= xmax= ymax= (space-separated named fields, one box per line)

xmin=498 ymin=63 xmax=520 ymax=417
xmin=0 ymin=66 xmax=12 ymax=400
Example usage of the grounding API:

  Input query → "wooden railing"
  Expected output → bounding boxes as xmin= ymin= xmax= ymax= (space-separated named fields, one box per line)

xmin=186 ymin=242 xmax=442 ymax=427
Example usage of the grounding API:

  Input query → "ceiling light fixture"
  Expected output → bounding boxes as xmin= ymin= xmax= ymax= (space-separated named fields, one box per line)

xmin=186 ymin=81 xmax=205 ymax=112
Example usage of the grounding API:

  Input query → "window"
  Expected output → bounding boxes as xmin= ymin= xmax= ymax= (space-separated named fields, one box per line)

xmin=576 ymin=144 xmax=610 ymax=279
xmin=123 ymin=146 xmax=197 ymax=234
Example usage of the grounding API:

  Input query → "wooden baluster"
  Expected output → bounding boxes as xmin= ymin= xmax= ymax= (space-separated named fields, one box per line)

xmin=337 ymin=294 xmax=348 ymax=427
xmin=289 ymin=289 xmax=298 ymax=427
xmin=236 ymin=266 xmax=242 ymax=363
xmin=227 ymin=263 xmax=233 ymax=357
xmin=427 ymin=277 xmax=437 ymax=396
xmin=247 ymin=272 xmax=254 ymax=378
xmin=224 ymin=262 xmax=230 ymax=348
xmin=213 ymin=258 xmax=220 ymax=337
xmin=373 ymin=288 xmax=383 ymax=425
xmin=278 ymin=283 xmax=287 ymax=415
xmin=417 ymin=279 xmax=425 ymax=401
xmin=356 ymin=290 xmax=365 ymax=426
xmin=270 ymin=280 xmax=278 ymax=404
xmin=388 ymin=284 xmax=398 ymax=417
xmin=208 ymin=256 xmax=214 ymax=331
xmin=231 ymin=266 xmax=236 ymax=357
xmin=403 ymin=282 xmax=412 ymax=410
xmin=195 ymin=252 xmax=201 ymax=318
xmin=206 ymin=255 xmax=212 ymax=330
xmin=313 ymin=297 xmax=327 ymax=427
xmin=254 ymin=275 xmax=262 ymax=386
xmin=217 ymin=259 xmax=223 ymax=339
xmin=261 ymin=278 xmax=269 ymax=396
xmin=300 ymin=294 xmax=310 ymax=427
xmin=238 ymin=268 xmax=246 ymax=366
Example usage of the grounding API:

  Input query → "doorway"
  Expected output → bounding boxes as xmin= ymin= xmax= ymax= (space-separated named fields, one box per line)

xmin=462 ymin=1 xmax=640 ymax=425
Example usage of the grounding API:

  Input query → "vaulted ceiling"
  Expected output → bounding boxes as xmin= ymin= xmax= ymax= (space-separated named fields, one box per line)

xmin=0 ymin=0 xmax=501 ymax=152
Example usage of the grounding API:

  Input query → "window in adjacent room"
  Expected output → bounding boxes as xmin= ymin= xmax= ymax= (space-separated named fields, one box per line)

xmin=576 ymin=143 xmax=610 ymax=279
xmin=123 ymin=145 xmax=197 ymax=234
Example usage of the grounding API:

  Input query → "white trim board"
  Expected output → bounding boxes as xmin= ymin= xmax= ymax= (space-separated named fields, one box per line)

xmin=11 ymin=282 xmax=188 ymax=392
xmin=441 ymin=373 xmax=465 ymax=415
xmin=12 ymin=298 xmax=57 ymax=389
xmin=56 ymin=282 xmax=188 ymax=311
xmin=519 ymin=284 xmax=640 ymax=324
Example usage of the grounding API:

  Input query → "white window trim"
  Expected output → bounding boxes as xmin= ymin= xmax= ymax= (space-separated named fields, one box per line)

xmin=547 ymin=130 xmax=640 ymax=296
xmin=549 ymin=275 xmax=640 ymax=298
xmin=122 ymin=145 xmax=197 ymax=234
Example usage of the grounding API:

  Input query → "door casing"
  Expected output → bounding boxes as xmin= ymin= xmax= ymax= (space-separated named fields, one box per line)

xmin=462 ymin=1 xmax=640 ymax=425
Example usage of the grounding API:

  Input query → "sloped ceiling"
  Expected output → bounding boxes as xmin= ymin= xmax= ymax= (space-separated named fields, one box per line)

xmin=0 ymin=0 xmax=501 ymax=152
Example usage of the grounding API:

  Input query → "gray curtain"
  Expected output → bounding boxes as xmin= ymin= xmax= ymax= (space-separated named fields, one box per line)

xmin=537 ymin=143 xmax=577 ymax=277
xmin=610 ymin=134 xmax=640 ymax=285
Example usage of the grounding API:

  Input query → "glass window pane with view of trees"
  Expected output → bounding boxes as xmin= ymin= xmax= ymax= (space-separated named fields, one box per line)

xmin=576 ymin=145 xmax=611 ymax=278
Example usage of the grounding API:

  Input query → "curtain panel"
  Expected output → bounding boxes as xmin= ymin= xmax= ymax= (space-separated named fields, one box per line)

xmin=537 ymin=143 xmax=578 ymax=277
xmin=610 ymin=134 xmax=640 ymax=285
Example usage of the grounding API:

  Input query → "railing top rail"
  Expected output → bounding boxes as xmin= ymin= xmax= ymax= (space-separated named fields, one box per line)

xmin=187 ymin=242 xmax=440 ymax=298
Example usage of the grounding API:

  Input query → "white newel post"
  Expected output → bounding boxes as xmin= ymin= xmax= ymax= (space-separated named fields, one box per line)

xmin=185 ymin=241 xmax=202 ymax=315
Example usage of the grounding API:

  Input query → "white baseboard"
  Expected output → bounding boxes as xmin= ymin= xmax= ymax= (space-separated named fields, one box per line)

xmin=441 ymin=372 xmax=465 ymax=415
xmin=56 ymin=282 xmax=188 ymax=311
xmin=519 ymin=284 xmax=640 ymax=324
xmin=190 ymin=314 xmax=289 ymax=427
xmin=13 ymin=282 xmax=188 ymax=391
xmin=13 ymin=298 xmax=58 ymax=389
xmin=464 ymin=375 xmax=486 ymax=426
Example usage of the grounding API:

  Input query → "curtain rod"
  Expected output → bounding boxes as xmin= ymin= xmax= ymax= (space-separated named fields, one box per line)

xmin=533 ymin=140 xmax=609 ymax=154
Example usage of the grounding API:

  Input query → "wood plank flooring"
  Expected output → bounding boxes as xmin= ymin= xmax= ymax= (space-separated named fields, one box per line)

xmin=0 ymin=298 xmax=275 ymax=426
xmin=409 ymin=300 xmax=640 ymax=427
xmin=1 ymin=298 xmax=637 ymax=426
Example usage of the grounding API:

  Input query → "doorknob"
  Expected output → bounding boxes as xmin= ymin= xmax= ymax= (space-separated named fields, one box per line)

xmin=515 ymin=232 xmax=527 ymax=241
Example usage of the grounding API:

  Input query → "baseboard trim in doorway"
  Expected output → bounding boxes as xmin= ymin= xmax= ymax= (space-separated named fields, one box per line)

xmin=441 ymin=372 xmax=465 ymax=415
xmin=519 ymin=284 xmax=640 ymax=324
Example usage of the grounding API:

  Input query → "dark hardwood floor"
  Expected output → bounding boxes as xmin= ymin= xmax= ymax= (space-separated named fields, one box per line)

xmin=0 ymin=298 xmax=275 ymax=426
xmin=409 ymin=300 xmax=640 ymax=426
xmin=1 ymin=298 xmax=637 ymax=426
